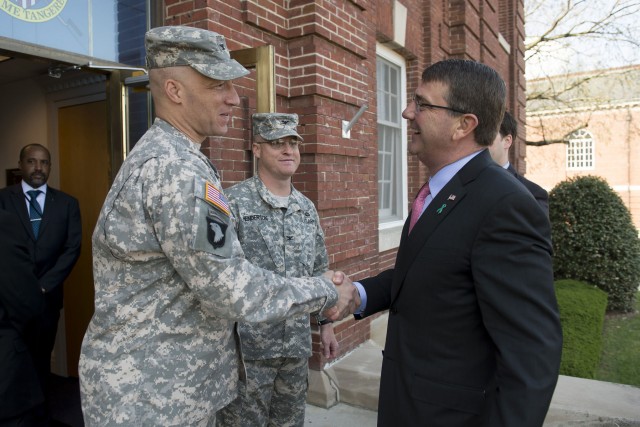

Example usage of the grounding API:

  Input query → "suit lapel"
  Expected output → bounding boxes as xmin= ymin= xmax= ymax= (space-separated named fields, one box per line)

xmin=9 ymin=185 xmax=35 ymax=240
xmin=390 ymin=150 xmax=494 ymax=303
xmin=39 ymin=189 xmax=56 ymax=238
xmin=391 ymin=177 xmax=467 ymax=302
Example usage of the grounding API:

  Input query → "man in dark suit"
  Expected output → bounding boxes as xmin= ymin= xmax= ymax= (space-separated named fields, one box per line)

xmin=489 ymin=110 xmax=549 ymax=215
xmin=343 ymin=60 xmax=562 ymax=426
xmin=0 ymin=209 xmax=45 ymax=426
xmin=0 ymin=144 xmax=81 ymax=413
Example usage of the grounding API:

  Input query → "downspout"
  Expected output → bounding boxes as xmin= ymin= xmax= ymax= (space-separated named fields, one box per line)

xmin=625 ymin=106 xmax=632 ymax=208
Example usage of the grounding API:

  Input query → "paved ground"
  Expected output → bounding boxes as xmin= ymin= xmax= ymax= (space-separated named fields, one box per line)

xmin=305 ymin=403 xmax=377 ymax=426
xmin=305 ymin=375 xmax=640 ymax=426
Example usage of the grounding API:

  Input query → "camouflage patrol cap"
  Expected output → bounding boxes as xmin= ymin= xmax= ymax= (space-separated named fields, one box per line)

xmin=252 ymin=113 xmax=304 ymax=141
xmin=145 ymin=26 xmax=249 ymax=81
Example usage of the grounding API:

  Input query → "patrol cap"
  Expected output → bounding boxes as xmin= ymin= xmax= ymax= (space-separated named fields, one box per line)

xmin=145 ymin=26 xmax=249 ymax=81
xmin=252 ymin=113 xmax=304 ymax=141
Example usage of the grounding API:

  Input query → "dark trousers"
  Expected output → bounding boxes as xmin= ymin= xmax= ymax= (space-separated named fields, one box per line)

xmin=33 ymin=305 xmax=61 ymax=415
xmin=0 ymin=404 xmax=47 ymax=427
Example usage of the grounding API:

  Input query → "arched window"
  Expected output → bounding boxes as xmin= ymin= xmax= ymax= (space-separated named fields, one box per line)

xmin=566 ymin=128 xmax=595 ymax=170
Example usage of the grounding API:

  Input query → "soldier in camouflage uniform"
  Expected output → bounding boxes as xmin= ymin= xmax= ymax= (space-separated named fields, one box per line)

xmin=78 ymin=26 xmax=358 ymax=427
xmin=217 ymin=114 xmax=338 ymax=427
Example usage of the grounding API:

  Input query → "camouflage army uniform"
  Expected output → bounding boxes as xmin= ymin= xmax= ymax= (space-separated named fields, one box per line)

xmin=78 ymin=119 xmax=338 ymax=427
xmin=217 ymin=175 xmax=328 ymax=427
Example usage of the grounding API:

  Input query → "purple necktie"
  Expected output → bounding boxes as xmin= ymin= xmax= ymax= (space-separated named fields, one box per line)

xmin=409 ymin=182 xmax=430 ymax=234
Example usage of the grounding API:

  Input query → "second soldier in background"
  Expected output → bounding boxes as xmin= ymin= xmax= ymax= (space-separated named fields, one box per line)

xmin=217 ymin=113 xmax=338 ymax=427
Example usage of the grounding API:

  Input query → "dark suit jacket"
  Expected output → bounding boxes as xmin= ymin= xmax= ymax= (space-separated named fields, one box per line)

xmin=0 ymin=210 xmax=45 ymax=419
xmin=359 ymin=150 xmax=562 ymax=427
xmin=0 ymin=184 xmax=81 ymax=311
xmin=507 ymin=164 xmax=549 ymax=216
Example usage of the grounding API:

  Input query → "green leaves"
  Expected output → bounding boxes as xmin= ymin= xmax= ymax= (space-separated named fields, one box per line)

xmin=550 ymin=175 xmax=640 ymax=312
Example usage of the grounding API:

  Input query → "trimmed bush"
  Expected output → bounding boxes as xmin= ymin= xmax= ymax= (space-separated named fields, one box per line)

xmin=555 ymin=279 xmax=608 ymax=378
xmin=549 ymin=175 xmax=640 ymax=312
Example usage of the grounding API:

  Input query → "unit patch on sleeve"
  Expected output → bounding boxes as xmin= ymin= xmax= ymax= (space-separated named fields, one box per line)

xmin=192 ymin=176 xmax=236 ymax=258
xmin=206 ymin=214 xmax=227 ymax=249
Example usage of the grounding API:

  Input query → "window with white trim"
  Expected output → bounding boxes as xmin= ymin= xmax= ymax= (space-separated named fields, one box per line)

xmin=376 ymin=45 xmax=407 ymax=251
xmin=566 ymin=128 xmax=595 ymax=170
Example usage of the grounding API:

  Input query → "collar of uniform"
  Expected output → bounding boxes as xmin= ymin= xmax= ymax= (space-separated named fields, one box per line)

xmin=252 ymin=175 xmax=302 ymax=211
xmin=153 ymin=118 xmax=222 ymax=179
xmin=154 ymin=117 xmax=203 ymax=151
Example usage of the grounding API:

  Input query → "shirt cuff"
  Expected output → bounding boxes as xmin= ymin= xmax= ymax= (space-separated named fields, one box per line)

xmin=353 ymin=281 xmax=367 ymax=316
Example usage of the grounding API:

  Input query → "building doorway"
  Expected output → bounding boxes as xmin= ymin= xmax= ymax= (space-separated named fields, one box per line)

xmin=57 ymin=98 xmax=110 ymax=377
xmin=0 ymin=54 xmax=112 ymax=378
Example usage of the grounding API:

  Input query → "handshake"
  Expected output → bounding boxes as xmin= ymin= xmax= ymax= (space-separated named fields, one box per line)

xmin=321 ymin=271 xmax=361 ymax=321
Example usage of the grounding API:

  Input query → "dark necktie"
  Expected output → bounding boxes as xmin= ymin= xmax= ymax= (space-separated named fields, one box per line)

xmin=408 ymin=182 xmax=430 ymax=234
xmin=27 ymin=190 xmax=43 ymax=238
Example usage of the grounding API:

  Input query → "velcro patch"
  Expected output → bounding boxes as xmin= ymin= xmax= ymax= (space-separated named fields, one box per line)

xmin=204 ymin=181 xmax=231 ymax=216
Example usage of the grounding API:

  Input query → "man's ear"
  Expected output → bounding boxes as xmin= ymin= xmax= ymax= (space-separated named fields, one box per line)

xmin=503 ymin=134 xmax=514 ymax=150
xmin=252 ymin=142 xmax=262 ymax=159
xmin=453 ymin=113 xmax=479 ymax=141
xmin=164 ymin=79 xmax=183 ymax=104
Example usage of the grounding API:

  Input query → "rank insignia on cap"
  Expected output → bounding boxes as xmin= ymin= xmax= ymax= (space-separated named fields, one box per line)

xmin=205 ymin=181 xmax=230 ymax=216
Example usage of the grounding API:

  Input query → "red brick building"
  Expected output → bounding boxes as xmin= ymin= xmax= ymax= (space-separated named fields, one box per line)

xmin=164 ymin=0 xmax=528 ymax=366
xmin=0 ymin=0 xmax=525 ymax=397
xmin=526 ymin=66 xmax=640 ymax=230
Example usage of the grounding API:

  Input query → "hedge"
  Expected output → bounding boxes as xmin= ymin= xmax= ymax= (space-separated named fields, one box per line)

xmin=549 ymin=175 xmax=640 ymax=312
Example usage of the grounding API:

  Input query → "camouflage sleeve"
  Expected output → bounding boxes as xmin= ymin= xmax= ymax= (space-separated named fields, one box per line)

xmin=143 ymin=158 xmax=338 ymax=323
xmin=311 ymin=208 xmax=329 ymax=277
xmin=228 ymin=192 xmax=240 ymax=234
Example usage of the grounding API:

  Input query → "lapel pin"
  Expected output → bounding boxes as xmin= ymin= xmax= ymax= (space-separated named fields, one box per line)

xmin=437 ymin=204 xmax=447 ymax=214
xmin=448 ymin=194 xmax=456 ymax=201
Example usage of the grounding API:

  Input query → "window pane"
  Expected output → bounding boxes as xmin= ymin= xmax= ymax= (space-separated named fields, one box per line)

xmin=566 ymin=128 xmax=595 ymax=170
xmin=0 ymin=1 xmax=148 ymax=66
xmin=377 ymin=55 xmax=403 ymax=222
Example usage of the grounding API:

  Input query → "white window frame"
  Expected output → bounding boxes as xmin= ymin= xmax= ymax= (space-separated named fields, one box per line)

xmin=566 ymin=128 xmax=595 ymax=170
xmin=376 ymin=44 xmax=408 ymax=252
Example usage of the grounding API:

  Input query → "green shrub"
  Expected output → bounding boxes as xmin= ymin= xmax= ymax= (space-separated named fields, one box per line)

xmin=549 ymin=175 xmax=640 ymax=312
xmin=555 ymin=279 xmax=608 ymax=378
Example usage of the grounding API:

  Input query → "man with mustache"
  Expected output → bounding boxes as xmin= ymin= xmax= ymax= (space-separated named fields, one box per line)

xmin=0 ymin=143 xmax=82 ymax=421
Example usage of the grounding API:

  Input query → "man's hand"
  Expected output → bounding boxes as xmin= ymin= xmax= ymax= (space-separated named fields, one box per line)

xmin=322 ymin=271 xmax=360 ymax=321
xmin=320 ymin=323 xmax=339 ymax=360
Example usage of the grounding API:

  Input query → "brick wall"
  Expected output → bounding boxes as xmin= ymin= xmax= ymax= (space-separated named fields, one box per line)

xmin=526 ymin=107 xmax=640 ymax=230
xmin=160 ymin=0 xmax=524 ymax=369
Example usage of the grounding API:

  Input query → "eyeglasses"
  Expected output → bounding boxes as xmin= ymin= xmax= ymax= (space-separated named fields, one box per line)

xmin=259 ymin=139 xmax=301 ymax=150
xmin=411 ymin=94 xmax=466 ymax=115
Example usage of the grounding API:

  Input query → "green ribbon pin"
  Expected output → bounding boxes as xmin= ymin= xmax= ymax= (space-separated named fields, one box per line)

xmin=436 ymin=204 xmax=446 ymax=214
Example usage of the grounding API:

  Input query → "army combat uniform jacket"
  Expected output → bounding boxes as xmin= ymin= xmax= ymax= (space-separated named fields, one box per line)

xmin=227 ymin=176 xmax=328 ymax=360
xmin=78 ymin=119 xmax=338 ymax=426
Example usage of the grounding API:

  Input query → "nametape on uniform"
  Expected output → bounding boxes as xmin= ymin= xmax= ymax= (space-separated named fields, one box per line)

xmin=204 ymin=181 xmax=231 ymax=216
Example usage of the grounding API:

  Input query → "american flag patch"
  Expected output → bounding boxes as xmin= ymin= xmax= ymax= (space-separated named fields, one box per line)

xmin=205 ymin=182 xmax=230 ymax=216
